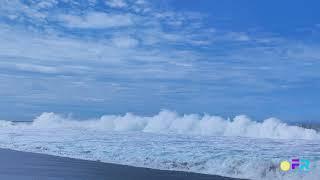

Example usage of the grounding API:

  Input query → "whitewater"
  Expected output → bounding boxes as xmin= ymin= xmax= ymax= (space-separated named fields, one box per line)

xmin=0 ymin=110 xmax=319 ymax=180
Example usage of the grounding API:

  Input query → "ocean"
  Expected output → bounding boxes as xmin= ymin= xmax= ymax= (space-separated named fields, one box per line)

xmin=0 ymin=110 xmax=319 ymax=180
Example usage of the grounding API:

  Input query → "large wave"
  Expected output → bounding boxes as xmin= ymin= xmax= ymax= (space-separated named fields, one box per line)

xmin=1 ymin=110 xmax=320 ymax=180
xmin=4 ymin=110 xmax=319 ymax=140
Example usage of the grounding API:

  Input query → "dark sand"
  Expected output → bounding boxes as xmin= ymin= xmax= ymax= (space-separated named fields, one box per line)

xmin=0 ymin=148 xmax=245 ymax=180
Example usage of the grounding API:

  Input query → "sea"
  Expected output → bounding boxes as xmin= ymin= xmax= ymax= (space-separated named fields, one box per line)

xmin=0 ymin=110 xmax=319 ymax=180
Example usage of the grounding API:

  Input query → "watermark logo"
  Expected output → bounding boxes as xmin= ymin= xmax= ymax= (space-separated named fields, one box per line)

xmin=280 ymin=159 xmax=310 ymax=172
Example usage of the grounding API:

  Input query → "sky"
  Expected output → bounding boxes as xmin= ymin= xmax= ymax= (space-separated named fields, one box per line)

xmin=0 ymin=0 xmax=320 ymax=122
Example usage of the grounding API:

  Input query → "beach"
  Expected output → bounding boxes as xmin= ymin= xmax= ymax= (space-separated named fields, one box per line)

xmin=0 ymin=148 xmax=244 ymax=180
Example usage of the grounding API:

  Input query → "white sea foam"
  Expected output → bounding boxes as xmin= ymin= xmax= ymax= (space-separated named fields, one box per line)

xmin=0 ymin=110 xmax=319 ymax=180
xmin=17 ymin=110 xmax=320 ymax=140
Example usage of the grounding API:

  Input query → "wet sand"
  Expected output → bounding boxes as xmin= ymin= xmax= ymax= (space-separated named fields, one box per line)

xmin=0 ymin=148 xmax=246 ymax=180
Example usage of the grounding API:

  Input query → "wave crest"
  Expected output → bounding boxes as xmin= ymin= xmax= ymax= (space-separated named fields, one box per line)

xmin=15 ymin=110 xmax=318 ymax=140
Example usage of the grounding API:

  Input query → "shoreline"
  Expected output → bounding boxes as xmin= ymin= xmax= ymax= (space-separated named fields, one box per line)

xmin=0 ymin=148 xmax=246 ymax=180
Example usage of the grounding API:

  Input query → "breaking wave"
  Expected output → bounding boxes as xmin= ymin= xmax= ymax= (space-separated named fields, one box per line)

xmin=4 ymin=110 xmax=319 ymax=140
xmin=0 ymin=110 xmax=320 ymax=180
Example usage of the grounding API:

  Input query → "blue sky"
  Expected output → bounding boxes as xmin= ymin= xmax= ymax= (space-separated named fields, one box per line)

xmin=0 ymin=0 xmax=319 ymax=122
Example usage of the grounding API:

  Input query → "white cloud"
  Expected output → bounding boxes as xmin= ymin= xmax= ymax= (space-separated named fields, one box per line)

xmin=58 ymin=12 xmax=133 ymax=29
xmin=135 ymin=0 xmax=147 ymax=5
xmin=105 ymin=0 xmax=127 ymax=8
xmin=0 ymin=0 xmax=319 ymax=121
xmin=1 ymin=0 xmax=316 ymax=90
xmin=0 ymin=25 xmax=198 ymax=80
xmin=0 ymin=1 xmax=47 ymax=22
xmin=112 ymin=36 xmax=139 ymax=48
xmin=226 ymin=32 xmax=250 ymax=42
xmin=35 ymin=0 xmax=58 ymax=9
xmin=15 ymin=63 xmax=60 ymax=74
